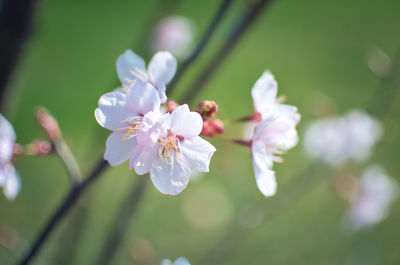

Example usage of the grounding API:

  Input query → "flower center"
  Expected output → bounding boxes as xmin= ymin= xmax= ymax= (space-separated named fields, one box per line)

xmin=158 ymin=130 xmax=183 ymax=165
xmin=116 ymin=116 xmax=143 ymax=141
xmin=128 ymin=67 xmax=150 ymax=83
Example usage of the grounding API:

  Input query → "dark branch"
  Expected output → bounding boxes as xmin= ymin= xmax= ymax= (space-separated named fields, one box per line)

xmin=0 ymin=0 xmax=40 ymax=110
xmin=167 ymin=0 xmax=233 ymax=95
xmin=18 ymin=159 xmax=108 ymax=265
xmin=179 ymin=0 xmax=274 ymax=104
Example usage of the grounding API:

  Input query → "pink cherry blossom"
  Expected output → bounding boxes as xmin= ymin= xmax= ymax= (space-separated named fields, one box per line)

xmin=131 ymin=104 xmax=216 ymax=195
xmin=95 ymin=79 xmax=161 ymax=166
xmin=0 ymin=114 xmax=21 ymax=200
xmin=116 ymin=50 xmax=177 ymax=103
xmin=248 ymin=72 xmax=300 ymax=197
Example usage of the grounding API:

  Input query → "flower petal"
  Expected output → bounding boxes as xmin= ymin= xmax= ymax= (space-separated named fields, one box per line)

xmin=125 ymin=80 xmax=161 ymax=115
xmin=251 ymin=71 xmax=277 ymax=116
xmin=252 ymin=140 xmax=277 ymax=197
xmin=150 ymin=154 xmax=190 ymax=195
xmin=3 ymin=166 xmax=20 ymax=201
xmin=95 ymin=91 xmax=132 ymax=131
xmin=104 ymin=131 xmax=136 ymax=166
xmin=168 ymin=104 xmax=203 ymax=138
xmin=180 ymin=136 xmax=216 ymax=172
xmin=148 ymin=51 xmax=177 ymax=85
xmin=0 ymin=114 xmax=16 ymax=163
xmin=130 ymin=143 xmax=159 ymax=175
xmin=173 ymin=257 xmax=191 ymax=265
xmin=116 ymin=50 xmax=146 ymax=86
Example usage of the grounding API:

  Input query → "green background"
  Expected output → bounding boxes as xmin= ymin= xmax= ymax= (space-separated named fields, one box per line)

xmin=1 ymin=0 xmax=400 ymax=264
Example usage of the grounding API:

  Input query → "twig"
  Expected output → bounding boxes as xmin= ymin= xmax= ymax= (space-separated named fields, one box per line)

xmin=168 ymin=0 xmax=233 ymax=95
xmin=94 ymin=176 xmax=148 ymax=265
xmin=179 ymin=0 xmax=274 ymax=103
xmin=0 ymin=0 xmax=40 ymax=110
xmin=17 ymin=159 xmax=108 ymax=265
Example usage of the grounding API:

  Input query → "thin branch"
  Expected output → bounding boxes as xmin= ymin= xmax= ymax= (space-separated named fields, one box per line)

xmin=0 ymin=0 xmax=40 ymax=110
xmin=179 ymin=0 xmax=274 ymax=104
xmin=94 ymin=176 xmax=148 ymax=265
xmin=168 ymin=0 xmax=233 ymax=95
xmin=17 ymin=159 xmax=108 ymax=265
xmin=53 ymin=140 xmax=82 ymax=183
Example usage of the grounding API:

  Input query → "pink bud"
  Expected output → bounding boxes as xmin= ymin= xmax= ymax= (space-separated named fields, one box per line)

xmin=163 ymin=100 xmax=179 ymax=113
xmin=196 ymin=100 xmax=218 ymax=120
xmin=201 ymin=119 xmax=224 ymax=138
xmin=36 ymin=107 xmax=61 ymax=141
xmin=32 ymin=140 xmax=52 ymax=155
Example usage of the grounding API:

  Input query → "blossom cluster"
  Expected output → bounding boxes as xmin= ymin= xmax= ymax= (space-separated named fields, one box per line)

xmin=95 ymin=51 xmax=301 ymax=197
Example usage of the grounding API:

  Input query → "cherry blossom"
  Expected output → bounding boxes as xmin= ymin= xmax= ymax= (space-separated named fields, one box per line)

xmin=0 ymin=114 xmax=21 ymax=200
xmin=247 ymin=72 xmax=300 ymax=197
xmin=95 ymin=79 xmax=161 ymax=166
xmin=345 ymin=165 xmax=398 ymax=230
xmin=132 ymin=104 xmax=216 ymax=195
xmin=116 ymin=50 xmax=177 ymax=103
xmin=161 ymin=257 xmax=190 ymax=265
xmin=152 ymin=15 xmax=194 ymax=58
xmin=303 ymin=109 xmax=382 ymax=167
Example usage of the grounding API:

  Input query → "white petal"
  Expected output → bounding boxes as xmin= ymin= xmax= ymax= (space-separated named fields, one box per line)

xmin=130 ymin=143 xmax=159 ymax=175
xmin=251 ymin=71 xmax=277 ymax=115
xmin=126 ymin=80 xmax=161 ymax=115
xmin=180 ymin=136 xmax=216 ymax=172
xmin=252 ymin=140 xmax=277 ymax=197
xmin=168 ymin=105 xmax=203 ymax=138
xmin=173 ymin=257 xmax=191 ymax=265
xmin=3 ymin=166 xmax=21 ymax=201
xmin=150 ymin=154 xmax=190 ymax=195
xmin=116 ymin=50 xmax=146 ymax=86
xmin=0 ymin=114 xmax=16 ymax=163
xmin=148 ymin=51 xmax=177 ymax=85
xmin=95 ymin=91 xmax=131 ymax=131
xmin=104 ymin=132 xmax=136 ymax=166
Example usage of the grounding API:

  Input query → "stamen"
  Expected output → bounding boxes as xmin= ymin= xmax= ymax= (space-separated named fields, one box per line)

xmin=158 ymin=130 xmax=183 ymax=165
xmin=116 ymin=116 xmax=143 ymax=141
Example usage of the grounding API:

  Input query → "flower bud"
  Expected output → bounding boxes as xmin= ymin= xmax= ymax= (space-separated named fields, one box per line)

xmin=201 ymin=119 xmax=224 ymax=138
xmin=36 ymin=107 xmax=61 ymax=141
xmin=196 ymin=100 xmax=218 ymax=120
xmin=163 ymin=100 xmax=179 ymax=113
xmin=32 ymin=140 xmax=53 ymax=155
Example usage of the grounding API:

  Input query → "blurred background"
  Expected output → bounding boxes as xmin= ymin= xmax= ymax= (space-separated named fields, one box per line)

xmin=1 ymin=0 xmax=400 ymax=264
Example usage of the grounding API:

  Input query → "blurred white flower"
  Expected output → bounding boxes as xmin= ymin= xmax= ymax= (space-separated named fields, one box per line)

xmin=249 ymin=71 xmax=300 ymax=197
xmin=117 ymin=50 xmax=177 ymax=103
xmin=152 ymin=16 xmax=194 ymax=58
xmin=161 ymin=257 xmax=191 ymax=265
xmin=303 ymin=109 xmax=382 ymax=167
xmin=0 ymin=114 xmax=21 ymax=200
xmin=345 ymin=165 xmax=398 ymax=230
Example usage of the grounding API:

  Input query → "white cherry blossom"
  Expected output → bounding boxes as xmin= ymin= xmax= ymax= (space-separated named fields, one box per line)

xmin=248 ymin=71 xmax=300 ymax=197
xmin=95 ymin=79 xmax=161 ymax=166
xmin=0 ymin=114 xmax=21 ymax=200
xmin=161 ymin=257 xmax=190 ymax=265
xmin=303 ymin=109 xmax=382 ymax=167
xmin=345 ymin=165 xmax=398 ymax=230
xmin=132 ymin=104 xmax=216 ymax=195
xmin=116 ymin=50 xmax=177 ymax=103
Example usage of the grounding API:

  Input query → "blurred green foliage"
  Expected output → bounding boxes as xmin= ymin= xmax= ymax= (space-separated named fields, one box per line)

xmin=1 ymin=0 xmax=400 ymax=264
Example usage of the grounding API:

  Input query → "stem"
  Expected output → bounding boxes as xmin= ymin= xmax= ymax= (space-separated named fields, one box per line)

xmin=93 ymin=176 xmax=148 ymax=265
xmin=179 ymin=0 xmax=274 ymax=104
xmin=0 ymin=0 xmax=40 ymax=110
xmin=54 ymin=140 xmax=82 ymax=184
xmin=17 ymin=159 xmax=108 ymax=265
xmin=168 ymin=0 xmax=233 ymax=95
